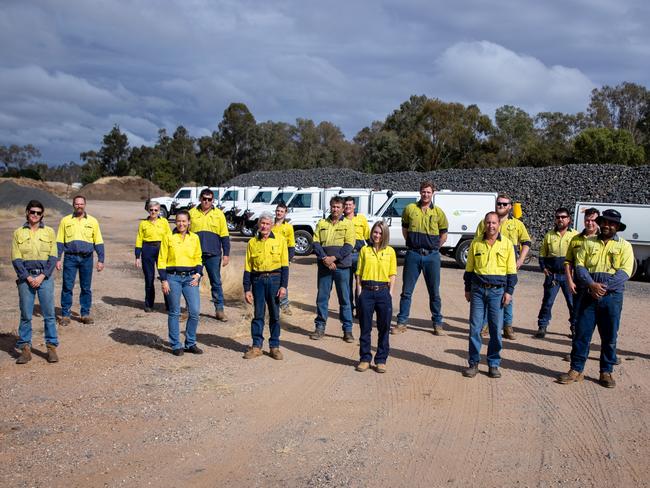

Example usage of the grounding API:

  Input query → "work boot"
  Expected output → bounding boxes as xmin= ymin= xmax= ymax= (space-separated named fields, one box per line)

xmin=356 ymin=361 xmax=370 ymax=372
xmin=599 ymin=372 xmax=616 ymax=388
xmin=16 ymin=345 xmax=32 ymax=364
xmin=59 ymin=316 xmax=71 ymax=326
xmin=243 ymin=346 xmax=262 ymax=359
xmin=488 ymin=366 xmax=502 ymax=378
xmin=80 ymin=316 xmax=94 ymax=325
xmin=185 ymin=345 xmax=203 ymax=354
xmin=480 ymin=325 xmax=488 ymax=337
xmin=172 ymin=348 xmax=184 ymax=357
xmin=343 ymin=331 xmax=355 ymax=343
xmin=144 ymin=307 xmax=153 ymax=313
xmin=557 ymin=369 xmax=584 ymax=384
xmin=390 ymin=323 xmax=407 ymax=335
xmin=46 ymin=344 xmax=59 ymax=363
xmin=310 ymin=328 xmax=325 ymax=340
xmin=432 ymin=325 xmax=445 ymax=336
xmin=503 ymin=325 xmax=516 ymax=340
xmin=280 ymin=305 xmax=292 ymax=316
xmin=215 ymin=310 xmax=228 ymax=322
xmin=534 ymin=327 xmax=547 ymax=339
xmin=375 ymin=363 xmax=387 ymax=373
xmin=270 ymin=347 xmax=284 ymax=360
xmin=462 ymin=364 xmax=479 ymax=378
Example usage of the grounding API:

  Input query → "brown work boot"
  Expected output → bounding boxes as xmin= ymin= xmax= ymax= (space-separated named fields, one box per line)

xmin=46 ymin=344 xmax=59 ymax=363
xmin=215 ymin=310 xmax=228 ymax=322
xmin=463 ymin=364 xmax=479 ymax=378
xmin=599 ymin=372 xmax=616 ymax=388
xmin=356 ymin=361 xmax=370 ymax=372
xmin=243 ymin=346 xmax=262 ymax=359
xmin=503 ymin=325 xmax=516 ymax=340
xmin=557 ymin=369 xmax=584 ymax=385
xmin=480 ymin=325 xmax=488 ymax=337
xmin=390 ymin=324 xmax=407 ymax=335
xmin=375 ymin=363 xmax=387 ymax=373
xmin=59 ymin=316 xmax=71 ymax=326
xmin=80 ymin=316 xmax=94 ymax=325
xmin=269 ymin=347 xmax=284 ymax=360
xmin=432 ymin=325 xmax=445 ymax=336
xmin=16 ymin=345 xmax=32 ymax=364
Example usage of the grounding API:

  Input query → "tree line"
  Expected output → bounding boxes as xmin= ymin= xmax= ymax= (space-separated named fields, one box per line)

xmin=2 ymin=82 xmax=649 ymax=192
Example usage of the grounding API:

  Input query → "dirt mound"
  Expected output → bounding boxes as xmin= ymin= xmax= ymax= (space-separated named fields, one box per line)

xmin=0 ymin=180 xmax=70 ymax=215
xmin=80 ymin=176 xmax=167 ymax=201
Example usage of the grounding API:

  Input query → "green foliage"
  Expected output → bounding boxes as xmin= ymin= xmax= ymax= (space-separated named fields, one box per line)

xmin=573 ymin=127 xmax=645 ymax=165
xmin=0 ymin=144 xmax=41 ymax=171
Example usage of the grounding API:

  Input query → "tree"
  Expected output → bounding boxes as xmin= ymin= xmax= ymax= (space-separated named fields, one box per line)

xmin=256 ymin=121 xmax=298 ymax=170
xmin=167 ymin=126 xmax=197 ymax=184
xmin=573 ymin=127 xmax=645 ymax=166
xmin=494 ymin=105 xmax=535 ymax=165
xmin=80 ymin=125 xmax=131 ymax=179
xmin=218 ymin=103 xmax=259 ymax=177
xmin=0 ymin=144 xmax=41 ymax=171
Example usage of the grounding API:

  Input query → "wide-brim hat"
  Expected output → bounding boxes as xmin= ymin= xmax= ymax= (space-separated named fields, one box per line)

xmin=596 ymin=209 xmax=626 ymax=231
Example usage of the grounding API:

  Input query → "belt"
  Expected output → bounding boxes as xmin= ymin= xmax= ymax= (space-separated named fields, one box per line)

xmin=253 ymin=272 xmax=281 ymax=278
xmin=479 ymin=283 xmax=504 ymax=289
xmin=362 ymin=284 xmax=389 ymax=291
xmin=408 ymin=248 xmax=437 ymax=256
xmin=66 ymin=252 xmax=92 ymax=257
xmin=167 ymin=271 xmax=195 ymax=276
xmin=142 ymin=241 xmax=161 ymax=246
xmin=28 ymin=269 xmax=44 ymax=275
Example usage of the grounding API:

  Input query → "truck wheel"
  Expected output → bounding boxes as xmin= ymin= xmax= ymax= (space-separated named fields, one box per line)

xmin=454 ymin=239 xmax=471 ymax=268
xmin=241 ymin=224 xmax=255 ymax=237
xmin=159 ymin=206 xmax=168 ymax=219
xmin=631 ymin=258 xmax=638 ymax=279
xmin=645 ymin=259 xmax=650 ymax=279
xmin=294 ymin=230 xmax=313 ymax=256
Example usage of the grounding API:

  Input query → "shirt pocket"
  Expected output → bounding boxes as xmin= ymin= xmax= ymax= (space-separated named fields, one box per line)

xmin=16 ymin=234 xmax=32 ymax=255
xmin=608 ymin=248 xmax=622 ymax=269
xmin=39 ymin=235 xmax=53 ymax=254
xmin=64 ymin=224 xmax=75 ymax=240
xmin=334 ymin=228 xmax=347 ymax=243
xmin=83 ymin=225 xmax=94 ymax=240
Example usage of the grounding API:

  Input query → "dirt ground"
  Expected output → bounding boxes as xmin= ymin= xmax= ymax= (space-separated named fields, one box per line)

xmin=1 ymin=201 xmax=649 ymax=488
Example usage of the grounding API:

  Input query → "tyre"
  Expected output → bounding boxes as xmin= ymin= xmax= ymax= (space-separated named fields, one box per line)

xmin=454 ymin=239 xmax=471 ymax=268
xmin=241 ymin=224 xmax=255 ymax=237
xmin=294 ymin=230 xmax=313 ymax=256
xmin=159 ymin=206 xmax=168 ymax=219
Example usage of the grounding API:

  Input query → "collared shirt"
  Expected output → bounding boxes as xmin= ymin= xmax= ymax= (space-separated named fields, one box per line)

xmin=355 ymin=245 xmax=397 ymax=284
xmin=188 ymin=206 xmax=230 ymax=257
xmin=243 ymin=231 xmax=289 ymax=291
xmin=157 ymin=230 xmax=203 ymax=280
xmin=12 ymin=222 xmax=58 ymax=280
xmin=464 ymin=233 xmax=518 ymax=294
xmin=475 ymin=216 xmax=531 ymax=254
xmin=272 ymin=220 xmax=296 ymax=260
xmin=135 ymin=217 xmax=171 ymax=258
xmin=575 ymin=234 xmax=634 ymax=292
xmin=539 ymin=227 xmax=579 ymax=272
xmin=348 ymin=214 xmax=370 ymax=251
xmin=56 ymin=213 xmax=105 ymax=262
xmin=401 ymin=202 xmax=448 ymax=251
xmin=564 ymin=230 xmax=595 ymax=266
xmin=313 ymin=216 xmax=356 ymax=268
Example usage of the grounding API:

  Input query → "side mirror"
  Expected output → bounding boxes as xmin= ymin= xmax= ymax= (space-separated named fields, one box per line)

xmin=386 ymin=217 xmax=393 ymax=226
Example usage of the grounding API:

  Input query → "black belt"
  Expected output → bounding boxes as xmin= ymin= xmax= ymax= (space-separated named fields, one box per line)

xmin=478 ymin=283 xmax=504 ymax=289
xmin=27 ymin=269 xmax=44 ymax=275
xmin=167 ymin=271 xmax=195 ymax=276
xmin=253 ymin=272 xmax=281 ymax=278
xmin=363 ymin=284 xmax=389 ymax=291
xmin=142 ymin=241 xmax=161 ymax=246
xmin=408 ymin=248 xmax=437 ymax=256
xmin=66 ymin=252 xmax=92 ymax=257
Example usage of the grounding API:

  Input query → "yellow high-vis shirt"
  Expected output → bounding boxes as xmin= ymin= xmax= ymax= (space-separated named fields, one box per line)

xmin=475 ymin=217 xmax=531 ymax=249
xmin=135 ymin=217 xmax=171 ymax=258
xmin=355 ymin=245 xmax=397 ymax=283
xmin=157 ymin=230 xmax=203 ymax=280
xmin=350 ymin=214 xmax=370 ymax=247
xmin=188 ymin=206 xmax=230 ymax=257
xmin=464 ymin=234 xmax=518 ymax=294
xmin=56 ymin=213 xmax=104 ymax=262
xmin=574 ymin=235 xmax=634 ymax=292
xmin=12 ymin=223 xmax=58 ymax=280
xmin=401 ymin=203 xmax=448 ymax=250
xmin=243 ymin=232 xmax=289 ymax=291
xmin=539 ymin=228 xmax=579 ymax=272
xmin=564 ymin=232 xmax=592 ymax=266
xmin=272 ymin=221 xmax=295 ymax=248
xmin=313 ymin=216 xmax=356 ymax=267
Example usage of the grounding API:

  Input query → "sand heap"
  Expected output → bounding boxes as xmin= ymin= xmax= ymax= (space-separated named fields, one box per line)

xmin=80 ymin=176 xmax=167 ymax=201
xmin=0 ymin=180 xmax=70 ymax=215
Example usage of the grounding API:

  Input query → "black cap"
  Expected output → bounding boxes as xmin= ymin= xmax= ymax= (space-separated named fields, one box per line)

xmin=596 ymin=209 xmax=626 ymax=232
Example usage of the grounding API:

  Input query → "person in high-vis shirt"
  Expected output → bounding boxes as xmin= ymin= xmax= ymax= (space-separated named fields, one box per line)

xmin=534 ymin=207 xmax=579 ymax=339
xmin=273 ymin=202 xmax=295 ymax=314
xmin=344 ymin=196 xmax=370 ymax=318
xmin=158 ymin=210 xmax=203 ymax=357
xmin=189 ymin=188 xmax=230 ymax=321
xmin=475 ymin=193 xmax=531 ymax=340
xmin=565 ymin=208 xmax=600 ymax=296
xmin=558 ymin=209 xmax=634 ymax=389
xmin=310 ymin=196 xmax=356 ymax=342
xmin=12 ymin=200 xmax=59 ymax=364
xmin=394 ymin=181 xmax=448 ymax=336
xmin=243 ymin=212 xmax=289 ymax=360
xmin=56 ymin=195 xmax=104 ymax=325
xmin=135 ymin=201 xmax=172 ymax=312
xmin=463 ymin=212 xmax=518 ymax=379
xmin=355 ymin=221 xmax=396 ymax=373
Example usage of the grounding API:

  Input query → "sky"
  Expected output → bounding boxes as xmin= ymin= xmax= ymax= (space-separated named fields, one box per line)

xmin=1 ymin=0 xmax=649 ymax=165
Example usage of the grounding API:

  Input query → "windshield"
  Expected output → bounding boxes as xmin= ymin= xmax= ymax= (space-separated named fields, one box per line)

xmin=252 ymin=191 xmax=272 ymax=203
xmin=272 ymin=192 xmax=294 ymax=205
xmin=222 ymin=190 xmax=238 ymax=201
xmin=288 ymin=193 xmax=312 ymax=208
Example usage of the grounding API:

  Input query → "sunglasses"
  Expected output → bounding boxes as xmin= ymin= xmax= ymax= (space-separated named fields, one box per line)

xmin=201 ymin=197 xmax=213 ymax=202
xmin=555 ymin=215 xmax=569 ymax=219
xmin=149 ymin=208 xmax=160 ymax=212
xmin=496 ymin=202 xmax=510 ymax=207
xmin=29 ymin=210 xmax=43 ymax=216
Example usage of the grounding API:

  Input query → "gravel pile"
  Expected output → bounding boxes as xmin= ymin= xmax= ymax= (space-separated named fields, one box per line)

xmin=227 ymin=164 xmax=650 ymax=250
xmin=0 ymin=180 xmax=71 ymax=215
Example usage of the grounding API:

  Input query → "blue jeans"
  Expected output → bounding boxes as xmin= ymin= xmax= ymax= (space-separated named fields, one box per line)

xmin=61 ymin=254 xmax=94 ymax=317
xmin=251 ymin=274 xmax=281 ymax=348
xmin=17 ymin=276 xmax=58 ymax=347
xmin=315 ymin=264 xmax=352 ymax=332
xmin=468 ymin=285 xmax=505 ymax=368
xmin=537 ymin=273 xmax=574 ymax=328
xmin=349 ymin=252 xmax=359 ymax=314
xmin=570 ymin=291 xmax=623 ymax=373
xmin=142 ymin=244 xmax=169 ymax=310
xmin=203 ymin=255 xmax=224 ymax=312
xmin=397 ymin=250 xmax=442 ymax=326
xmin=167 ymin=274 xmax=200 ymax=351
xmin=358 ymin=287 xmax=392 ymax=364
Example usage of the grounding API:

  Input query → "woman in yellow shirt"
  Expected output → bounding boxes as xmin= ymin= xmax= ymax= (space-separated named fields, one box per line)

xmin=135 ymin=201 xmax=171 ymax=312
xmin=158 ymin=210 xmax=203 ymax=356
xmin=354 ymin=221 xmax=397 ymax=373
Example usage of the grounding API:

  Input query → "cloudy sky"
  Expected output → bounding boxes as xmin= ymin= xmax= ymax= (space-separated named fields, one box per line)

xmin=1 ymin=0 xmax=649 ymax=165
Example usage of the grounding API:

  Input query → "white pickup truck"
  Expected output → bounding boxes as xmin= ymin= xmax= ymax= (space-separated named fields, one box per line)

xmin=241 ymin=187 xmax=299 ymax=236
xmin=148 ymin=186 xmax=226 ymax=218
xmin=368 ymin=190 xmax=497 ymax=267
xmin=574 ymin=202 xmax=650 ymax=278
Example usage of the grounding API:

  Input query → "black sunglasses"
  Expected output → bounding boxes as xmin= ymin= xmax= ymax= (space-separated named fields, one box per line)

xmin=555 ymin=215 xmax=569 ymax=219
xmin=201 ymin=197 xmax=213 ymax=202
xmin=496 ymin=202 xmax=511 ymax=207
xmin=149 ymin=208 xmax=160 ymax=212
xmin=29 ymin=210 xmax=43 ymax=216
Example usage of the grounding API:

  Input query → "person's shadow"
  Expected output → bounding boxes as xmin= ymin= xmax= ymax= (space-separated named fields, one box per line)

xmin=109 ymin=327 xmax=165 ymax=350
